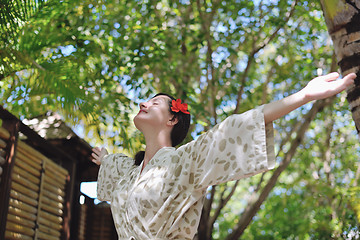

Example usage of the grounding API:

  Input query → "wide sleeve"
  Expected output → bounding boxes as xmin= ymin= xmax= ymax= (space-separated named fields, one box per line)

xmin=96 ymin=153 xmax=133 ymax=201
xmin=177 ymin=105 xmax=275 ymax=190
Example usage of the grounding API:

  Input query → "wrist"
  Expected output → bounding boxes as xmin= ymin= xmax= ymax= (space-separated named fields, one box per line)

xmin=297 ymin=88 xmax=312 ymax=104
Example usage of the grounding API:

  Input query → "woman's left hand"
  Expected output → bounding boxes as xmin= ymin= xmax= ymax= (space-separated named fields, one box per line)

xmin=263 ymin=72 xmax=356 ymax=124
xmin=301 ymin=72 xmax=356 ymax=101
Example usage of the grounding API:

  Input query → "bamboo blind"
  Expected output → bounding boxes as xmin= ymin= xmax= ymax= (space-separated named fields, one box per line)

xmin=78 ymin=204 xmax=87 ymax=240
xmin=4 ymin=135 xmax=69 ymax=240
xmin=0 ymin=126 xmax=10 ymax=183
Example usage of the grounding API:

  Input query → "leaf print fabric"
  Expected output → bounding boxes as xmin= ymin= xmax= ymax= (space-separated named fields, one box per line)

xmin=97 ymin=105 xmax=275 ymax=240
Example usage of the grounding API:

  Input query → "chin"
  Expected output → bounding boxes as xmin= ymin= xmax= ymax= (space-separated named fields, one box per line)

xmin=133 ymin=115 xmax=146 ymax=132
xmin=133 ymin=115 xmax=141 ymax=129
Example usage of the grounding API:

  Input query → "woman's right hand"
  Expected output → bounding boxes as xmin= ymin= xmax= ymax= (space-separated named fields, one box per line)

xmin=91 ymin=147 xmax=108 ymax=165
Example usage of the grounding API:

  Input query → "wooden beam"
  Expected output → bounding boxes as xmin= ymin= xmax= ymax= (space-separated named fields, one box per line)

xmin=0 ymin=118 xmax=19 ymax=240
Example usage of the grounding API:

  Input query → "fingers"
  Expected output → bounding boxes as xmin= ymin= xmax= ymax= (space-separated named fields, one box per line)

xmin=343 ymin=72 xmax=356 ymax=85
xmin=93 ymin=147 xmax=101 ymax=154
xmin=328 ymin=73 xmax=356 ymax=94
xmin=91 ymin=152 xmax=99 ymax=159
xmin=92 ymin=148 xmax=99 ymax=158
xmin=328 ymin=79 xmax=348 ymax=93
xmin=320 ymin=72 xmax=340 ymax=82
xmin=92 ymin=159 xmax=101 ymax=166
xmin=91 ymin=147 xmax=108 ymax=166
xmin=317 ymin=72 xmax=356 ymax=88
xmin=334 ymin=73 xmax=356 ymax=90
xmin=91 ymin=147 xmax=103 ymax=165
xmin=321 ymin=72 xmax=356 ymax=83
xmin=91 ymin=155 xmax=101 ymax=166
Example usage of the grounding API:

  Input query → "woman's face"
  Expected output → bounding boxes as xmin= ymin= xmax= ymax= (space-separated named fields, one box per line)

xmin=133 ymin=95 xmax=175 ymax=132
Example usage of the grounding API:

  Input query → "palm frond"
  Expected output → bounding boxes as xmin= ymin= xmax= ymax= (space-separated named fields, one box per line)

xmin=0 ymin=0 xmax=49 ymax=44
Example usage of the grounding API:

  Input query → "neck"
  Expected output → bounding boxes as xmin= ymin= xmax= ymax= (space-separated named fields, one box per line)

xmin=142 ymin=130 xmax=172 ymax=166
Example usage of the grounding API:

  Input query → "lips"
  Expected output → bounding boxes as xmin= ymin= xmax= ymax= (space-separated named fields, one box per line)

xmin=139 ymin=109 xmax=147 ymax=113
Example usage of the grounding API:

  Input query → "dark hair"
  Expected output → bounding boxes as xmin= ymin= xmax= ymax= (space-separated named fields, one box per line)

xmin=134 ymin=93 xmax=191 ymax=165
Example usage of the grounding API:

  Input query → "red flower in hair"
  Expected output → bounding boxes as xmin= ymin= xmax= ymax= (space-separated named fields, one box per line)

xmin=171 ymin=99 xmax=190 ymax=114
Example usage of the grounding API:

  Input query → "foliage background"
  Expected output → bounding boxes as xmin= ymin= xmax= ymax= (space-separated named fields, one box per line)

xmin=1 ymin=0 xmax=359 ymax=239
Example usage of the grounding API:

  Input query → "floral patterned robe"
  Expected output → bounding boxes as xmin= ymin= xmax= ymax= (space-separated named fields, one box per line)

xmin=97 ymin=105 xmax=275 ymax=239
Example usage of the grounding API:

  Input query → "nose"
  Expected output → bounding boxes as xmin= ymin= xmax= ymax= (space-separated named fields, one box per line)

xmin=139 ymin=102 xmax=147 ymax=109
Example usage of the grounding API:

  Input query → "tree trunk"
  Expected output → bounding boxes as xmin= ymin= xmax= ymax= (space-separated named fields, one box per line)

xmin=320 ymin=0 xmax=360 ymax=138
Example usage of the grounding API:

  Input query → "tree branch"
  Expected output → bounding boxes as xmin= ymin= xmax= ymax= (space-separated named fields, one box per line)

xmin=198 ymin=185 xmax=216 ymax=240
xmin=254 ymin=0 xmax=299 ymax=54
xmin=233 ymin=0 xmax=299 ymax=114
xmin=233 ymin=53 xmax=255 ymax=114
xmin=209 ymin=180 xmax=240 ymax=228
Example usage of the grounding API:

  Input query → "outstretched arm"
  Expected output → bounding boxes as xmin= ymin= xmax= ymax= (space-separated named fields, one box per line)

xmin=263 ymin=72 xmax=356 ymax=124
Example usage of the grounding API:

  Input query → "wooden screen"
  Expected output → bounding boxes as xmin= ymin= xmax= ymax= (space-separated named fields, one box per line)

xmin=0 ymin=126 xmax=9 ymax=183
xmin=4 ymin=134 xmax=69 ymax=240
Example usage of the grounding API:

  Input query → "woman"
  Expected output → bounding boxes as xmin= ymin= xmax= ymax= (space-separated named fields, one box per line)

xmin=92 ymin=72 xmax=356 ymax=240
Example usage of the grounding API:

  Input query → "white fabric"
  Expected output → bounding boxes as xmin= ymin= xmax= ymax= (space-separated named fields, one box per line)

xmin=97 ymin=105 xmax=275 ymax=239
